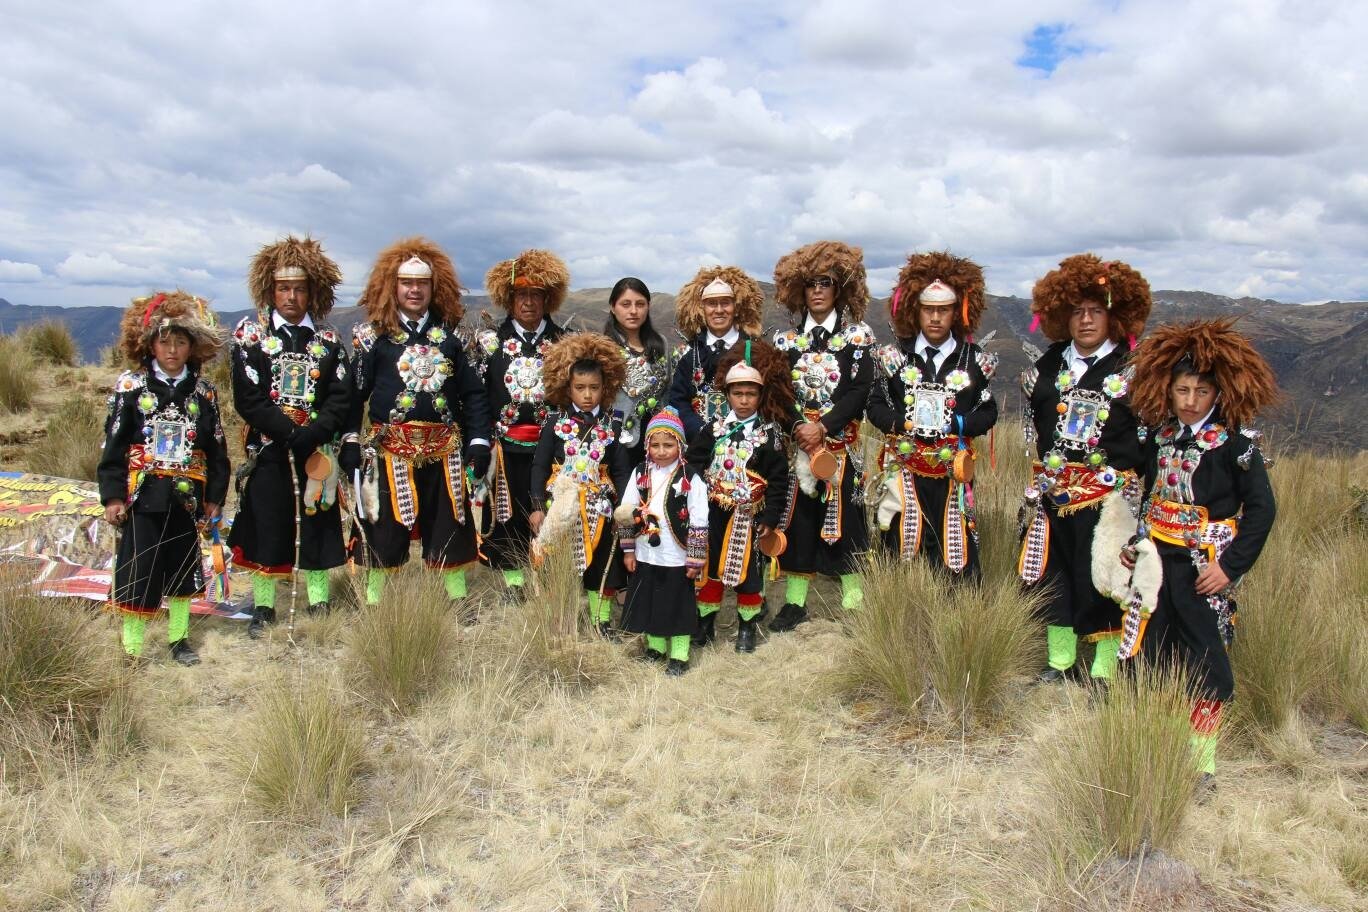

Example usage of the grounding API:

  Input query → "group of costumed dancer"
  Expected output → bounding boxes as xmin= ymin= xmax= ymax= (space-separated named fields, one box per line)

xmin=98 ymin=236 xmax=1277 ymax=781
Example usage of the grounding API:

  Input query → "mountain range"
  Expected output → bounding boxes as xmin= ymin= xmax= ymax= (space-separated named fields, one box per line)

xmin=2 ymin=288 xmax=1362 ymax=451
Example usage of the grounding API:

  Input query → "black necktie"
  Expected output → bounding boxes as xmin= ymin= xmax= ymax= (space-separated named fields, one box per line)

xmin=1175 ymin=427 xmax=1195 ymax=447
xmin=711 ymin=339 xmax=726 ymax=354
xmin=924 ymin=345 xmax=938 ymax=372
xmin=406 ymin=319 xmax=421 ymax=336
xmin=1081 ymin=355 xmax=1097 ymax=370
xmin=811 ymin=326 xmax=829 ymax=348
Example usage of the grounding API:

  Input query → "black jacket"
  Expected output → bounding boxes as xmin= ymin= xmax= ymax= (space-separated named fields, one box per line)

xmin=471 ymin=317 xmax=567 ymax=439
xmin=529 ymin=410 xmax=632 ymax=513
xmin=667 ymin=331 xmax=755 ymax=439
xmin=867 ymin=336 xmax=998 ymax=439
xmin=1023 ymin=341 xmax=1143 ymax=471
xmin=98 ymin=365 xmax=230 ymax=515
xmin=685 ymin=417 xmax=789 ymax=529
xmin=774 ymin=320 xmax=873 ymax=436
xmin=349 ymin=319 xmax=491 ymax=443
xmin=231 ymin=313 xmax=350 ymax=454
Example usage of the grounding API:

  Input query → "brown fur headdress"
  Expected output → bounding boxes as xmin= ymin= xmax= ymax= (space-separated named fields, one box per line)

xmin=247 ymin=235 xmax=343 ymax=318
xmin=1030 ymin=253 xmax=1151 ymax=344
xmin=541 ymin=332 xmax=628 ymax=409
xmin=712 ymin=338 xmax=795 ymax=427
xmin=773 ymin=241 xmax=869 ymax=323
xmin=358 ymin=237 xmax=464 ymax=337
xmin=485 ymin=249 xmax=570 ymax=314
xmin=889 ymin=251 xmax=987 ymax=338
xmin=675 ymin=265 xmax=765 ymax=338
xmin=119 ymin=290 xmax=224 ymax=367
xmin=1128 ymin=319 xmax=1279 ymax=428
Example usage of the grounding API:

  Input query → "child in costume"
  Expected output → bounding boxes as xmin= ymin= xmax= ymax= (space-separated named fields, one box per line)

xmin=528 ymin=332 xmax=632 ymax=634
xmin=99 ymin=291 xmax=230 ymax=665
xmin=1112 ymin=319 xmax=1278 ymax=785
xmin=684 ymin=340 xmax=793 ymax=653
xmin=867 ymin=251 xmax=998 ymax=578
xmin=615 ymin=407 xmax=709 ymax=675
xmin=1018 ymin=254 xmax=1151 ymax=684
xmin=769 ymin=241 xmax=874 ymax=629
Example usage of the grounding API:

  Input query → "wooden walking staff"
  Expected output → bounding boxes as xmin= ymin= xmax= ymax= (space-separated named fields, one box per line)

xmin=286 ymin=449 xmax=303 ymax=644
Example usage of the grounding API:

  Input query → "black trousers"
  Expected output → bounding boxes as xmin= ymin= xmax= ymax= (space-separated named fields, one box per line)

xmin=878 ymin=473 xmax=980 ymax=580
xmin=1030 ymin=503 xmax=1121 ymax=639
xmin=1140 ymin=546 xmax=1236 ymax=701
xmin=783 ymin=467 xmax=869 ymax=577
xmin=357 ymin=455 xmax=478 ymax=569
xmin=482 ymin=446 xmax=534 ymax=571
xmin=229 ymin=447 xmax=346 ymax=573
xmin=112 ymin=507 xmax=204 ymax=614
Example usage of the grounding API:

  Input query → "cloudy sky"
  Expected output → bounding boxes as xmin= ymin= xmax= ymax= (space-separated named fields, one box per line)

xmin=2 ymin=0 xmax=1365 ymax=312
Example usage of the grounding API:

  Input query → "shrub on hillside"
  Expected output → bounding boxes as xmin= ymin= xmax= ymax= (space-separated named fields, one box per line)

xmin=344 ymin=570 xmax=458 ymax=715
xmin=0 ymin=585 xmax=137 ymax=776
xmin=26 ymin=395 xmax=104 ymax=482
xmin=1036 ymin=661 xmax=1199 ymax=860
xmin=0 ymin=335 xmax=38 ymax=413
xmin=836 ymin=549 xmax=1041 ymax=727
xmin=20 ymin=320 xmax=79 ymax=366
xmin=241 ymin=679 xmax=367 ymax=821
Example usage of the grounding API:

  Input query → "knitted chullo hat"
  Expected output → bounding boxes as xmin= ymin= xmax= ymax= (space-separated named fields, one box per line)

xmin=247 ymin=235 xmax=343 ymax=318
xmin=644 ymin=406 xmax=686 ymax=445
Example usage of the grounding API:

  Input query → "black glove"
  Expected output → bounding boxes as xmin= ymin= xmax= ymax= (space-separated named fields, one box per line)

xmin=338 ymin=441 xmax=362 ymax=475
xmin=464 ymin=442 xmax=491 ymax=479
xmin=289 ymin=423 xmax=325 ymax=457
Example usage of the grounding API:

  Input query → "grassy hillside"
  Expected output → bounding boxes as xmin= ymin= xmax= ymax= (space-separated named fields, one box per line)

xmin=1 ymin=327 xmax=1366 ymax=911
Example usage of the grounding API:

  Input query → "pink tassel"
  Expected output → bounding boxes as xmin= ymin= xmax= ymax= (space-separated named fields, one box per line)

xmin=891 ymin=287 xmax=902 ymax=316
xmin=1028 ymin=313 xmax=1040 ymax=333
xmin=1128 ymin=333 xmax=1137 ymax=351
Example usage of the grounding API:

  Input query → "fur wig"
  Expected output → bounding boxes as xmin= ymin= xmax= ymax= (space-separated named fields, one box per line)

xmin=119 ymin=290 xmax=224 ymax=367
xmin=675 ymin=265 xmax=765 ymax=338
xmin=247 ymin=235 xmax=343 ymax=318
xmin=773 ymin=241 xmax=869 ymax=324
xmin=890 ymin=251 xmax=986 ymax=338
xmin=485 ymin=249 xmax=570 ymax=314
xmin=1127 ymin=319 xmax=1279 ymax=427
xmin=711 ymin=339 xmax=795 ymax=427
xmin=358 ymin=237 xmax=464 ymax=337
xmin=541 ymin=332 xmax=628 ymax=409
xmin=1030 ymin=253 xmax=1151 ymax=344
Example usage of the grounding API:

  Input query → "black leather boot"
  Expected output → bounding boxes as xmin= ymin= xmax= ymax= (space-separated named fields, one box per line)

xmin=767 ymin=602 xmax=807 ymax=632
xmin=247 ymin=605 xmax=274 ymax=640
xmin=665 ymin=658 xmax=689 ymax=676
xmin=169 ymin=639 xmax=200 ymax=666
xmin=692 ymin=612 xmax=716 ymax=647
xmin=736 ymin=617 xmax=757 ymax=653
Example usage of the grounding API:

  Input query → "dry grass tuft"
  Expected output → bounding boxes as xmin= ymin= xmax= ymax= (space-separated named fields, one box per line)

xmin=1036 ymin=660 xmax=1199 ymax=861
xmin=0 ymin=588 xmax=131 ymax=777
xmin=0 ymin=335 xmax=39 ymax=413
xmin=344 ymin=569 xmax=459 ymax=715
xmin=836 ymin=550 xmax=1040 ymax=727
xmin=520 ymin=545 xmax=622 ymax=688
xmin=240 ymin=678 xmax=368 ymax=822
xmin=26 ymin=395 xmax=104 ymax=482
xmin=19 ymin=320 xmax=79 ymax=367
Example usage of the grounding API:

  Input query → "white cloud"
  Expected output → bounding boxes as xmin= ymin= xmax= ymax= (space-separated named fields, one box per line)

xmin=0 ymin=260 xmax=42 ymax=282
xmin=55 ymin=252 xmax=160 ymax=285
xmin=250 ymin=163 xmax=351 ymax=194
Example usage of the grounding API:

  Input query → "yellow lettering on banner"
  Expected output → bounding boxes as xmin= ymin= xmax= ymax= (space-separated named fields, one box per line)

xmin=47 ymin=490 xmax=84 ymax=505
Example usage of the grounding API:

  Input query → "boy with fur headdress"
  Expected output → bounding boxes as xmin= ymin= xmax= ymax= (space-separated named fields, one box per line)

xmin=867 ymin=251 xmax=999 ymax=578
xmin=470 ymin=250 xmax=570 ymax=600
xmin=100 ymin=291 xmax=230 ymax=665
xmin=1108 ymin=319 xmax=1278 ymax=786
xmin=768 ymin=241 xmax=874 ymax=632
xmin=1019 ymin=254 xmax=1151 ymax=684
xmin=345 ymin=237 xmax=492 ymax=614
xmin=615 ymin=407 xmax=710 ymax=674
xmin=684 ymin=340 xmax=793 ymax=653
xmin=229 ymin=235 xmax=351 ymax=636
xmin=666 ymin=266 xmax=766 ymax=440
xmin=527 ymin=332 xmax=632 ymax=632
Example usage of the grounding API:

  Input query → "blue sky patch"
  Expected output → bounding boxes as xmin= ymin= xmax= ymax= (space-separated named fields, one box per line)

xmin=1017 ymin=23 xmax=1090 ymax=74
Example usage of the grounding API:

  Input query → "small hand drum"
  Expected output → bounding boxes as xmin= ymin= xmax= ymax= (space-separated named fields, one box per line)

xmin=809 ymin=448 xmax=840 ymax=481
xmin=305 ymin=451 xmax=334 ymax=481
xmin=952 ymin=448 xmax=976 ymax=484
xmin=758 ymin=528 xmax=787 ymax=558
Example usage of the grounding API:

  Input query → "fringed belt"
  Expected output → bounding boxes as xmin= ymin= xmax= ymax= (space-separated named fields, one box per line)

xmin=879 ymin=434 xmax=968 ymax=479
xmin=1144 ymin=497 xmax=1237 ymax=565
xmin=708 ymin=469 xmax=768 ymax=512
xmin=373 ymin=421 xmax=458 ymax=465
xmin=1018 ymin=462 xmax=1138 ymax=585
xmin=126 ymin=444 xmax=207 ymax=498
xmin=1033 ymin=461 xmax=1132 ymax=514
xmin=369 ymin=421 xmax=464 ymax=529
